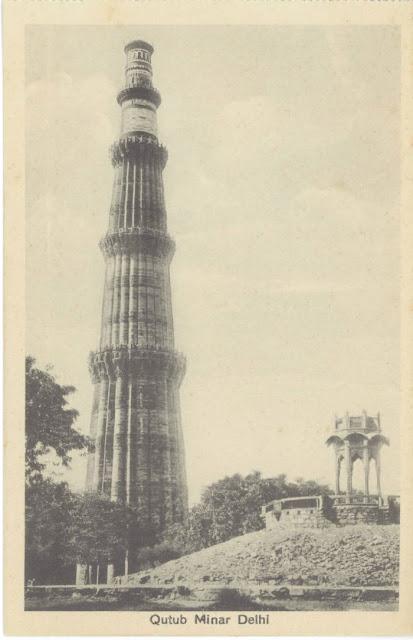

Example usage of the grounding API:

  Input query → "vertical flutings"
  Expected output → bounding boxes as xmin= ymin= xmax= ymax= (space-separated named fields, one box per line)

xmin=111 ymin=372 xmax=128 ymax=502
xmin=92 ymin=376 xmax=109 ymax=491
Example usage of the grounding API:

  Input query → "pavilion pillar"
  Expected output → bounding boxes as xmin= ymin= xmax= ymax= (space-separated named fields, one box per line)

xmin=363 ymin=445 xmax=370 ymax=503
xmin=375 ymin=449 xmax=382 ymax=504
xmin=335 ymin=453 xmax=340 ymax=495
xmin=345 ymin=440 xmax=352 ymax=501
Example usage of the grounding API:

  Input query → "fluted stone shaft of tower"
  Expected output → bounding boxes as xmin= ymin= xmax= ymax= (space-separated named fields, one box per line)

xmin=85 ymin=41 xmax=188 ymax=557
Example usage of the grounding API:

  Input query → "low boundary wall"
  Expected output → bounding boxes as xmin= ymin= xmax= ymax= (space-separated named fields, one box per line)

xmin=25 ymin=583 xmax=399 ymax=604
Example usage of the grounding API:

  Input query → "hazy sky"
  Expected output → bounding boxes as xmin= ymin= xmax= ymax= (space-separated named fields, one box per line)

xmin=26 ymin=25 xmax=401 ymax=503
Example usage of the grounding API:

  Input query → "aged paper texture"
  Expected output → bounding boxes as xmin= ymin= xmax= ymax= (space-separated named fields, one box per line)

xmin=4 ymin=0 xmax=413 ymax=635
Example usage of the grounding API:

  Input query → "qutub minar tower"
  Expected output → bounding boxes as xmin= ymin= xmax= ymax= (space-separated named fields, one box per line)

xmin=78 ymin=40 xmax=188 ymax=584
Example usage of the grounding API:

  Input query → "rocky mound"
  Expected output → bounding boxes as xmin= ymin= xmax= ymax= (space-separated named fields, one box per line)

xmin=128 ymin=524 xmax=399 ymax=588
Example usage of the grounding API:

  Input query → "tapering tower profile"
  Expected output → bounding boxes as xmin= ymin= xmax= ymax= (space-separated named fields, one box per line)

xmin=85 ymin=40 xmax=188 ymax=548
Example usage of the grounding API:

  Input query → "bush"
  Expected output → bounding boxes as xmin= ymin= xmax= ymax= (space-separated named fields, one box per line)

xmin=212 ymin=588 xmax=258 ymax=610
xmin=135 ymin=542 xmax=184 ymax=570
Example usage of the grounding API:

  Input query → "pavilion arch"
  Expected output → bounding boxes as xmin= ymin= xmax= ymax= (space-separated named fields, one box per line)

xmin=351 ymin=452 xmax=369 ymax=494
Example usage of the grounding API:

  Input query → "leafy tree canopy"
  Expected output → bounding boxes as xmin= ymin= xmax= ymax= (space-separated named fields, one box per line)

xmin=66 ymin=493 xmax=136 ymax=566
xmin=25 ymin=479 xmax=77 ymax=584
xmin=163 ymin=471 xmax=332 ymax=553
xmin=25 ymin=482 xmax=137 ymax=583
xmin=25 ymin=356 xmax=90 ymax=481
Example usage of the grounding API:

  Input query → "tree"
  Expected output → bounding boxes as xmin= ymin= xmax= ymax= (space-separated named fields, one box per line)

xmin=25 ymin=479 xmax=76 ymax=584
xmin=66 ymin=493 xmax=135 ymax=570
xmin=163 ymin=471 xmax=333 ymax=553
xmin=25 ymin=356 xmax=90 ymax=481
xmin=135 ymin=541 xmax=183 ymax=572
xmin=25 ymin=484 xmax=138 ymax=584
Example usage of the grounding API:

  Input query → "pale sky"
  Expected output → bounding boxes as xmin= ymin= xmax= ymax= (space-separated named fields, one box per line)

xmin=26 ymin=25 xmax=401 ymax=503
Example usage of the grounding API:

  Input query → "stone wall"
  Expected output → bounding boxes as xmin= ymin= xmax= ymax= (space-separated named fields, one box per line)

xmin=263 ymin=495 xmax=399 ymax=530
xmin=266 ymin=508 xmax=332 ymax=529
xmin=332 ymin=504 xmax=380 ymax=526
xmin=25 ymin=584 xmax=399 ymax=611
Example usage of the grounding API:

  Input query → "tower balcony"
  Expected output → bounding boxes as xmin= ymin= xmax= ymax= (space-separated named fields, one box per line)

xmin=99 ymin=227 xmax=175 ymax=261
xmin=110 ymin=134 xmax=167 ymax=167
xmin=89 ymin=344 xmax=186 ymax=385
xmin=117 ymin=85 xmax=161 ymax=109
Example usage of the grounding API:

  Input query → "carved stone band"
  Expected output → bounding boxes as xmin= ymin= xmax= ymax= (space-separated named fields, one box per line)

xmin=89 ymin=345 xmax=186 ymax=385
xmin=110 ymin=134 xmax=168 ymax=168
xmin=99 ymin=228 xmax=175 ymax=261
xmin=117 ymin=85 xmax=161 ymax=108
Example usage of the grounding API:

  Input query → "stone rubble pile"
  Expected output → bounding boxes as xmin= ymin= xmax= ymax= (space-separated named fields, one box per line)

xmin=127 ymin=524 xmax=399 ymax=588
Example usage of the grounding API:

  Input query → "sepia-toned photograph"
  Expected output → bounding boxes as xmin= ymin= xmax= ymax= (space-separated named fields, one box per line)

xmin=23 ymin=23 xmax=401 ymax=615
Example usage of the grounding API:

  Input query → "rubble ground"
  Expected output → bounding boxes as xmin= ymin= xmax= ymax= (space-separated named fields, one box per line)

xmin=127 ymin=524 xmax=399 ymax=588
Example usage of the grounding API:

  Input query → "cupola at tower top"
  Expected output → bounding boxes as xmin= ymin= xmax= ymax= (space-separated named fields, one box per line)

xmin=125 ymin=39 xmax=154 ymax=54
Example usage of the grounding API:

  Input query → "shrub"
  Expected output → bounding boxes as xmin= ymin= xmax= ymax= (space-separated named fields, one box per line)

xmin=135 ymin=541 xmax=183 ymax=570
